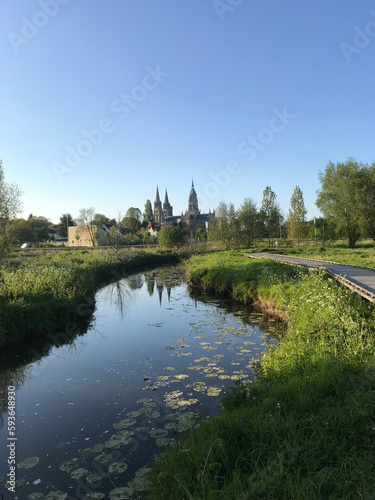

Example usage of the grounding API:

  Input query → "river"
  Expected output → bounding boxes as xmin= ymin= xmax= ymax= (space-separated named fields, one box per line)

xmin=0 ymin=265 xmax=278 ymax=500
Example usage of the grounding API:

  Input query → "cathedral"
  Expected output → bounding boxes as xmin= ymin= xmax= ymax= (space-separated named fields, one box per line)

xmin=151 ymin=181 xmax=213 ymax=235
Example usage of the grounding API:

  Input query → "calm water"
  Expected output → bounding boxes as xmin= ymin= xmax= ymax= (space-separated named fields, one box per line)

xmin=0 ymin=266 xmax=278 ymax=500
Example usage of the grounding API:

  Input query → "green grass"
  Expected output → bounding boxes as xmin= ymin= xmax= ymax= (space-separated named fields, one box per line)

xmin=0 ymin=247 xmax=178 ymax=344
xmin=148 ymin=251 xmax=375 ymax=499
xmin=282 ymin=240 xmax=375 ymax=267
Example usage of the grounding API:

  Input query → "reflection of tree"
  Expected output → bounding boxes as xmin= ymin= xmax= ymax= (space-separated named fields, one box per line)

xmin=146 ymin=275 xmax=155 ymax=296
xmin=125 ymin=274 xmax=144 ymax=290
xmin=101 ymin=278 xmax=135 ymax=318
xmin=0 ymin=365 xmax=33 ymax=429
xmin=0 ymin=311 xmax=95 ymax=428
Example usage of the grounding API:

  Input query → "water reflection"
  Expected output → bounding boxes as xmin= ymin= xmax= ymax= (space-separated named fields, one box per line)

xmin=0 ymin=265 xmax=280 ymax=499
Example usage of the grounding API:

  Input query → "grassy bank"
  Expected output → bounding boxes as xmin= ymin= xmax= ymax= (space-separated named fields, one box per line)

xmin=0 ymin=247 xmax=178 ymax=345
xmin=283 ymin=240 xmax=375 ymax=267
xmin=148 ymin=251 xmax=375 ymax=499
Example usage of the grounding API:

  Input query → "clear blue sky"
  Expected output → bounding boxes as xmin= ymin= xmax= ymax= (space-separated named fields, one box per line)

xmin=1 ymin=0 xmax=375 ymax=224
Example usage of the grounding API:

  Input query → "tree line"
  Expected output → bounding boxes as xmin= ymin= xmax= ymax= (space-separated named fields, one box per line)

xmin=0 ymin=158 xmax=374 ymax=257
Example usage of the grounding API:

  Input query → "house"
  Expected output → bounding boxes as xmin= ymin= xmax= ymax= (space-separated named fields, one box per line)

xmin=67 ymin=225 xmax=108 ymax=247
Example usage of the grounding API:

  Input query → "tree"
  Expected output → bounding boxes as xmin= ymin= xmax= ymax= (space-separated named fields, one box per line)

xmin=0 ymin=161 xmax=22 ymax=261
xmin=356 ymin=163 xmax=375 ymax=241
xmin=123 ymin=208 xmax=142 ymax=234
xmin=209 ymin=201 xmax=239 ymax=249
xmin=92 ymin=213 xmax=111 ymax=228
xmin=287 ymin=186 xmax=307 ymax=246
xmin=316 ymin=159 xmax=364 ymax=247
xmin=76 ymin=207 xmax=97 ymax=246
xmin=31 ymin=215 xmax=51 ymax=241
xmin=259 ymin=186 xmax=282 ymax=247
xmin=74 ymin=232 xmax=81 ymax=246
xmin=238 ymin=197 xmax=259 ymax=248
xmin=143 ymin=199 xmax=154 ymax=224
xmin=57 ymin=214 xmax=76 ymax=238
xmin=157 ymin=225 xmax=188 ymax=249
xmin=9 ymin=218 xmax=35 ymax=244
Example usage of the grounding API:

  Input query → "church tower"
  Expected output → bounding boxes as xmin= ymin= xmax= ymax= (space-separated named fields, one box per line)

xmin=187 ymin=181 xmax=199 ymax=216
xmin=163 ymin=189 xmax=173 ymax=219
xmin=153 ymin=186 xmax=164 ymax=223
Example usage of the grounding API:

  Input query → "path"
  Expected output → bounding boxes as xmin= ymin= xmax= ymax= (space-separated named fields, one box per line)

xmin=244 ymin=252 xmax=375 ymax=303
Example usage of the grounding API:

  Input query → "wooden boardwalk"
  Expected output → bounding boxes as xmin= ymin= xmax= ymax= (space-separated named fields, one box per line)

xmin=244 ymin=252 xmax=375 ymax=303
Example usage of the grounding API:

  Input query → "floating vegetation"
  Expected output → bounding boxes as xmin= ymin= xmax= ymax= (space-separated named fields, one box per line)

xmin=193 ymin=382 xmax=207 ymax=392
xmin=206 ymin=386 xmax=222 ymax=397
xmin=83 ymin=444 xmax=104 ymax=454
xmin=174 ymin=374 xmax=189 ymax=379
xmin=45 ymin=492 xmax=67 ymax=500
xmin=194 ymin=357 xmax=210 ymax=362
xmin=108 ymin=461 xmax=128 ymax=475
xmin=146 ymin=358 xmax=155 ymax=362
xmin=145 ymin=384 xmax=158 ymax=390
xmin=156 ymin=437 xmax=174 ymax=447
xmin=109 ymin=488 xmax=133 ymax=500
xmin=83 ymin=493 xmax=105 ymax=500
xmin=113 ymin=418 xmax=136 ymax=429
xmin=137 ymin=397 xmax=153 ymax=404
xmin=86 ymin=472 xmax=105 ymax=484
xmin=163 ymin=366 xmax=175 ymax=371
xmin=27 ymin=494 xmax=45 ymax=500
xmin=172 ymin=351 xmax=192 ymax=357
xmin=70 ymin=467 xmax=89 ymax=479
xmin=150 ymin=428 xmax=169 ymax=439
xmin=18 ymin=456 xmax=40 ymax=469
xmin=126 ymin=410 xmax=142 ymax=418
xmin=94 ymin=453 xmax=113 ymax=464
xmin=6 ymin=478 xmax=25 ymax=489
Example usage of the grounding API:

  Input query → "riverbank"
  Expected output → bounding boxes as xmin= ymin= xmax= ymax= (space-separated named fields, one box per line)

xmin=0 ymin=248 xmax=178 ymax=346
xmin=148 ymin=250 xmax=375 ymax=499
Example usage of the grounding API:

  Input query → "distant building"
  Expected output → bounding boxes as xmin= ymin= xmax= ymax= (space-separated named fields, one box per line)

xmin=67 ymin=225 xmax=108 ymax=247
xmin=149 ymin=181 xmax=214 ymax=236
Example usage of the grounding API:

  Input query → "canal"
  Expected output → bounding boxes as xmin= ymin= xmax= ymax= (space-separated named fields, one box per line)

xmin=0 ymin=266 xmax=278 ymax=500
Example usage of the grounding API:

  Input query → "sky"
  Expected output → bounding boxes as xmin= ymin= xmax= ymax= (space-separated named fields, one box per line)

xmin=1 ymin=0 xmax=375 ymax=224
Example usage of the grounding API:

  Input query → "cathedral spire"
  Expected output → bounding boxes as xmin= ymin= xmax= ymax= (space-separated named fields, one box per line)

xmin=155 ymin=186 xmax=161 ymax=204
xmin=164 ymin=189 xmax=169 ymax=205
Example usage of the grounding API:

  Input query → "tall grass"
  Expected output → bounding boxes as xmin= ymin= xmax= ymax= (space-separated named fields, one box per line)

xmin=148 ymin=251 xmax=375 ymax=499
xmin=0 ymin=248 xmax=178 ymax=343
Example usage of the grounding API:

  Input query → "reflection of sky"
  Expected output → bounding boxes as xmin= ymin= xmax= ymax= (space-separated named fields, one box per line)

xmin=0 ymin=268 xmax=276 ymax=498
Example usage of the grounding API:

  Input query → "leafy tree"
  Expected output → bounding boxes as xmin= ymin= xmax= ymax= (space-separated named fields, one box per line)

xmin=356 ymin=163 xmax=375 ymax=241
xmin=259 ymin=186 xmax=282 ymax=247
xmin=126 ymin=207 xmax=142 ymax=222
xmin=143 ymin=199 xmax=154 ymax=224
xmin=209 ymin=201 xmax=239 ymax=249
xmin=196 ymin=227 xmax=207 ymax=242
xmin=238 ymin=197 xmax=259 ymax=248
xmin=9 ymin=218 xmax=35 ymax=244
xmin=157 ymin=225 xmax=188 ymax=249
xmin=287 ymin=186 xmax=307 ymax=246
xmin=92 ymin=213 xmax=111 ymax=227
xmin=316 ymin=158 xmax=364 ymax=247
xmin=57 ymin=213 xmax=76 ymax=238
xmin=0 ymin=161 xmax=22 ymax=261
xmin=76 ymin=207 xmax=97 ymax=246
